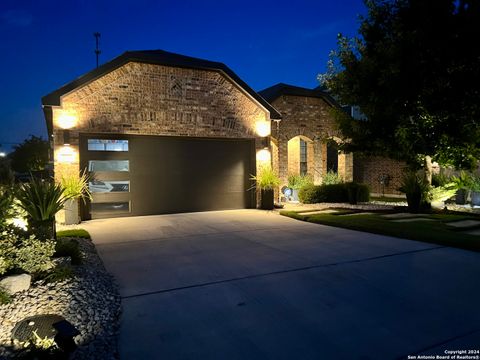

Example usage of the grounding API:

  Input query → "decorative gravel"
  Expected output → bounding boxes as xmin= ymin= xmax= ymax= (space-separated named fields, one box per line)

xmin=0 ymin=238 xmax=121 ymax=359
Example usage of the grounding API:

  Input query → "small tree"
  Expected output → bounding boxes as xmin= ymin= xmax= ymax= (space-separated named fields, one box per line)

xmin=9 ymin=135 xmax=49 ymax=173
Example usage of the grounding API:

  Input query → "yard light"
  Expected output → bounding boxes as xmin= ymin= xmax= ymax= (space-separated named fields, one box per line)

xmin=0 ymin=152 xmax=6 ymax=157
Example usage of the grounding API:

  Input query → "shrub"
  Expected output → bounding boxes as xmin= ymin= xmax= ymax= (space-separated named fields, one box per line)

xmin=345 ymin=182 xmax=370 ymax=204
xmin=0 ymin=227 xmax=55 ymax=276
xmin=399 ymin=172 xmax=430 ymax=212
xmin=56 ymin=229 xmax=90 ymax=239
xmin=298 ymin=184 xmax=321 ymax=204
xmin=299 ymin=182 xmax=369 ymax=204
xmin=0 ymin=186 xmax=16 ymax=230
xmin=429 ymin=183 xmax=457 ymax=203
xmin=55 ymin=238 xmax=81 ymax=265
xmin=16 ymin=178 xmax=67 ymax=239
xmin=15 ymin=236 xmax=56 ymax=274
xmin=432 ymin=172 xmax=451 ymax=187
xmin=288 ymin=174 xmax=313 ymax=190
xmin=322 ymin=171 xmax=343 ymax=185
xmin=42 ymin=265 xmax=73 ymax=283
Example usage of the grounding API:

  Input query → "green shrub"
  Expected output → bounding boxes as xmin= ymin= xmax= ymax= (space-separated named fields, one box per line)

xmin=322 ymin=171 xmax=343 ymax=185
xmin=55 ymin=238 xmax=81 ymax=265
xmin=15 ymin=236 xmax=56 ymax=274
xmin=0 ymin=186 xmax=16 ymax=230
xmin=299 ymin=182 xmax=369 ymax=204
xmin=16 ymin=178 xmax=67 ymax=239
xmin=0 ymin=286 xmax=12 ymax=305
xmin=451 ymin=171 xmax=473 ymax=190
xmin=429 ymin=183 xmax=457 ymax=203
xmin=56 ymin=229 xmax=90 ymax=239
xmin=42 ymin=265 xmax=73 ymax=283
xmin=432 ymin=172 xmax=451 ymax=187
xmin=317 ymin=184 xmax=349 ymax=202
xmin=298 ymin=184 xmax=321 ymax=204
xmin=288 ymin=174 xmax=313 ymax=190
xmin=0 ymin=227 xmax=55 ymax=276
xmin=345 ymin=182 xmax=370 ymax=204
xmin=399 ymin=172 xmax=430 ymax=212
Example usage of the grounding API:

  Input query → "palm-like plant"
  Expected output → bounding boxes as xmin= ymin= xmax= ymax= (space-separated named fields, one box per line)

xmin=16 ymin=178 xmax=66 ymax=239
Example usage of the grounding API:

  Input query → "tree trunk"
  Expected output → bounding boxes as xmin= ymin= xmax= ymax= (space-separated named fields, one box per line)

xmin=424 ymin=155 xmax=433 ymax=185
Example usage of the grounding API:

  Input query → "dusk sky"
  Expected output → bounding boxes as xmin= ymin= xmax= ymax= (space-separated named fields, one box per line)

xmin=0 ymin=0 xmax=365 ymax=152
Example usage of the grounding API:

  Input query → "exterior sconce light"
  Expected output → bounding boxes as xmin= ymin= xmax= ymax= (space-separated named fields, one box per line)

xmin=57 ymin=145 xmax=76 ymax=163
xmin=256 ymin=149 xmax=271 ymax=162
xmin=256 ymin=121 xmax=271 ymax=137
xmin=63 ymin=130 xmax=71 ymax=145
xmin=57 ymin=114 xmax=77 ymax=129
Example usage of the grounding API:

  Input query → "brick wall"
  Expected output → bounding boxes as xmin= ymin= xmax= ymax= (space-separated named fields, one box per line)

xmin=51 ymin=61 xmax=271 ymax=219
xmin=269 ymin=95 xmax=351 ymax=186
xmin=353 ymin=155 xmax=407 ymax=195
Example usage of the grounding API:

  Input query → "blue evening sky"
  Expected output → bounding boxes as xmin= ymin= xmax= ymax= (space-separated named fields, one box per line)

xmin=0 ymin=0 xmax=365 ymax=152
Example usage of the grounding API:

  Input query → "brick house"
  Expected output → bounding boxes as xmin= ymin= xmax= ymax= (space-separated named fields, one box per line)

xmin=42 ymin=50 xmax=403 ymax=221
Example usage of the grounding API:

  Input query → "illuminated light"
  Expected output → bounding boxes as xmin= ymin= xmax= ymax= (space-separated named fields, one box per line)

xmin=10 ymin=217 xmax=28 ymax=231
xmin=0 ymin=152 xmax=6 ymax=157
xmin=57 ymin=145 xmax=77 ymax=163
xmin=256 ymin=121 xmax=271 ymax=137
xmin=256 ymin=149 xmax=271 ymax=162
xmin=57 ymin=114 xmax=77 ymax=129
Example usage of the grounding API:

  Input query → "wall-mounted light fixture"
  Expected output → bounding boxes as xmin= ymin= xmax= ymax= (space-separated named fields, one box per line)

xmin=57 ymin=114 xmax=77 ymax=129
xmin=57 ymin=145 xmax=76 ymax=163
xmin=256 ymin=148 xmax=271 ymax=163
xmin=255 ymin=121 xmax=271 ymax=137
xmin=63 ymin=130 xmax=71 ymax=145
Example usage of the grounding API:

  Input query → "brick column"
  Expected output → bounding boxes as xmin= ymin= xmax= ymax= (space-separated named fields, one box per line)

xmin=277 ymin=138 xmax=288 ymax=188
xmin=313 ymin=139 xmax=324 ymax=185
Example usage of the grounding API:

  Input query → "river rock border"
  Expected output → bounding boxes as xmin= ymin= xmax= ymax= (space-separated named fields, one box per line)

xmin=0 ymin=238 xmax=121 ymax=359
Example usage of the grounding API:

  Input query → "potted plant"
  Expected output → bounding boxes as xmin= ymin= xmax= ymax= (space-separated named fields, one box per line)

xmin=470 ymin=174 xmax=480 ymax=207
xmin=451 ymin=171 xmax=472 ymax=205
xmin=399 ymin=171 xmax=429 ymax=213
xmin=251 ymin=166 xmax=280 ymax=210
xmin=61 ymin=170 xmax=92 ymax=225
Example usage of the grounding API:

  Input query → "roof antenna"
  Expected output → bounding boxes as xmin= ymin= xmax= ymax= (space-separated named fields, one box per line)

xmin=94 ymin=32 xmax=101 ymax=68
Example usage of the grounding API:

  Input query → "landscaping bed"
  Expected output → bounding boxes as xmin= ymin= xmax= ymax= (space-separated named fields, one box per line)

xmin=280 ymin=207 xmax=480 ymax=252
xmin=0 ymin=235 xmax=121 ymax=359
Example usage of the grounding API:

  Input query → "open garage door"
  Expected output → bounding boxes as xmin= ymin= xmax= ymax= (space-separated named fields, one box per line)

xmin=80 ymin=134 xmax=256 ymax=219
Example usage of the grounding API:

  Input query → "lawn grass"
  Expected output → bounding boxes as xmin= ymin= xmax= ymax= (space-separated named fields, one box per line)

xmin=56 ymin=229 xmax=91 ymax=239
xmin=280 ymin=210 xmax=480 ymax=252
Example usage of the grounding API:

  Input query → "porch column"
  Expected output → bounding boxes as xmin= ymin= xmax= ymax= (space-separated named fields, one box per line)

xmin=313 ymin=139 xmax=324 ymax=185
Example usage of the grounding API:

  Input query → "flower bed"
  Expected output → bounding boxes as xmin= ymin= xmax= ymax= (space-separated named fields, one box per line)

xmin=0 ymin=237 xmax=121 ymax=359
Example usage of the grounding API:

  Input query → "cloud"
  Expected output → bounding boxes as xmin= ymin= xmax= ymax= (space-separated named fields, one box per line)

xmin=1 ymin=10 xmax=33 ymax=27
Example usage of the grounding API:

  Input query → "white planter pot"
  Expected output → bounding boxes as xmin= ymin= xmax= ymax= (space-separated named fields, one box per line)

xmin=64 ymin=198 xmax=80 ymax=225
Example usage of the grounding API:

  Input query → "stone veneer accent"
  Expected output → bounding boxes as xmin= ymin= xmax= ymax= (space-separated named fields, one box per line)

xmin=269 ymin=95 xmax=353 ymax=188
xmin=51 ymin=61 xmax=271 ymax=219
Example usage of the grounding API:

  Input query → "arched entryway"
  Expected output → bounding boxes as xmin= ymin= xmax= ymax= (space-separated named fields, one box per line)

xmin=287 ymin=135 xmax=314 ymax=177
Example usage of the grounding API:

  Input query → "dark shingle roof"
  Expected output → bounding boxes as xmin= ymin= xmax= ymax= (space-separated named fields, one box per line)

xmin=258 ymin=83 xmax=340 ymax=108
xmin=42 ymin=49 xmax=281 ymax=119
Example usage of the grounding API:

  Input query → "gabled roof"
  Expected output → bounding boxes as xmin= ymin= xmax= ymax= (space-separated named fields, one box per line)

xmin=41 ymin=49 xmax=282 ymax=120
xmin=258 ymin=83 xmax=340 ymax=108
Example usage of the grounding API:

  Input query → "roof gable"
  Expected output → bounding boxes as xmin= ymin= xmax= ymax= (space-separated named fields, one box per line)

xmin=258 ymin=83 xmax=340 ymax=108
xmin=42 ymin=49 xmax=281 ymax=120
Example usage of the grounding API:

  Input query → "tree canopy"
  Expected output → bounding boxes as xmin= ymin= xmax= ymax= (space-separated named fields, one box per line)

xmin=8 ymin=135 xmax=49 ymax=173
xmin=322 ymin=0 xmax=480 ymax=170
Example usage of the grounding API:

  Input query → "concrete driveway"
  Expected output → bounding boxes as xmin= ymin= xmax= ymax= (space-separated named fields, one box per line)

xmin=83 ymin=210 xmax=480 ymax=359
